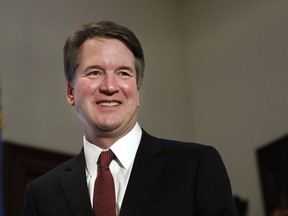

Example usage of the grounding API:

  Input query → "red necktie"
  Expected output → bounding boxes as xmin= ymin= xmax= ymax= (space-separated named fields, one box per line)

xmin=93 ymin=150 xmax=116 ymax=216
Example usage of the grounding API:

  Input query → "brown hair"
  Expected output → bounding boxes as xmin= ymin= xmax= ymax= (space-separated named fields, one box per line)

xmin=63 ymin=21 xmax=145 ymax=89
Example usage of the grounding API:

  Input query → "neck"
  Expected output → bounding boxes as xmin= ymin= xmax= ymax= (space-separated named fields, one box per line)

xmin=89 ymin=136 xmax=118 ymax=149
xmin=84 ymin=123 xmax=136 ymax=149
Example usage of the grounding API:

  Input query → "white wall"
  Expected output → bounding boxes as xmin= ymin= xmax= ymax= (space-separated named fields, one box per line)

xmin=2 ymin=0 xmax=288 ymax=215
xmin=182 ymin=0 xmax=288 ymax=215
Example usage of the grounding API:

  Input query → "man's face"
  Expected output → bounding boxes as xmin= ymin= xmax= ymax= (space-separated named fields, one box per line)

xmin=67 ymin=38 xmax=140 ymax=142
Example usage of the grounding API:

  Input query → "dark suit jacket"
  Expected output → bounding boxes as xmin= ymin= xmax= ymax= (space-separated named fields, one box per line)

xmin=22 ymin=130 xmax=238 ymax=216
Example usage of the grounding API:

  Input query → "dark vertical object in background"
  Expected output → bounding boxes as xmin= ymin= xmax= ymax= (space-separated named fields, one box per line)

xmin=3 ymin=141 xmax=73 ymax=216
xmin=257 ymin=135 xmax=288 ymax=216
xmin=0 ymin=131 xmax=4 ymax=216
xmin=0 ymin=73 xmax=4 ymax=216
xmin=234 ymin=195 xmax=248 ymax=216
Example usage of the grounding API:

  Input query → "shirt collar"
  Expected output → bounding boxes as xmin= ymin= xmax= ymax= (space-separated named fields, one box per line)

xmin=84 ymin=123 xmax=142 ymax=176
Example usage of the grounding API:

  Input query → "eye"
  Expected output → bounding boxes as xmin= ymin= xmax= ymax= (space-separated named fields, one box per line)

xmin=87 ymin=70 xmax=102 ymax=77
xmin=117 ymin=71 xmax=132 ymax=77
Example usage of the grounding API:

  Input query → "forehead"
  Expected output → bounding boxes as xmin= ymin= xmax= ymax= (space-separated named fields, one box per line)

xmin=79 ymin=37 xmax=134 ymax=61
xmin=80 ymin=37 xmax=131 ymax=55
xmin=77 ymin=38 xmax=136 ymax=72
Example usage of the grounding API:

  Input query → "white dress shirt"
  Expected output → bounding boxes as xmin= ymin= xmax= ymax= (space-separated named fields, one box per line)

xmin=83 ymin=123 xmax=142 ymax=216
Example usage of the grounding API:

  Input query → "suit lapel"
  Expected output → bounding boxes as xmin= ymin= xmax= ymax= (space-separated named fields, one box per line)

xmin=120 ymin=131 xmax=166 ymax=216
xmin=61 ymin=149 xmax=94 ymax=216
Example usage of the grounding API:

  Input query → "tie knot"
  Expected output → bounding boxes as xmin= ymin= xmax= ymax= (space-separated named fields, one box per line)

xmin=98 ymin=150 xmax=115 ymax=169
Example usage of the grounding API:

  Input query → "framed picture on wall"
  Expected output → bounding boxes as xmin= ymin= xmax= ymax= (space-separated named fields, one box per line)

xmin=257 ymin=134 xmax=288 ymax=216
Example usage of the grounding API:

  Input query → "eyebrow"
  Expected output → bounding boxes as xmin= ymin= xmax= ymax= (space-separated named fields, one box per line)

xmin=84 ymin=65 xmax=135 ymax=73
xmin=83 ymin=65 xmax=103 ymax=72
xmin=117 ymin=66 xmax=135 ymax=72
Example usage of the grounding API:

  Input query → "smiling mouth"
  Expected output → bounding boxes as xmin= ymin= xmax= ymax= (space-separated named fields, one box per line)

xmin=97 ymin=102 xmax=121 ymax=107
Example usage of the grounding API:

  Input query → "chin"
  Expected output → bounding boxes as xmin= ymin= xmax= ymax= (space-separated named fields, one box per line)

xmin=97 ymin=122 xmax=122 ymax=132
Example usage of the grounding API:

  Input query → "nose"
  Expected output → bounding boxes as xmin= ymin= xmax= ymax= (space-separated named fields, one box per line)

xmin=99 ymin=74 xmax=119 ymax=95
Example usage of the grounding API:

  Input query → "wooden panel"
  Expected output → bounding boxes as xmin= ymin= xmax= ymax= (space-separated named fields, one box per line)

xmin=3 ymin=141 xmax=73 ymax=216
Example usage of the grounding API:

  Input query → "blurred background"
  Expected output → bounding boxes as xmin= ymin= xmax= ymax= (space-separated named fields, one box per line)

xmin=1 ymin=0 xmax=288 ymax=215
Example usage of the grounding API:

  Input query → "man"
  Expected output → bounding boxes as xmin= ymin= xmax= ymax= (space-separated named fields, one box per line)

xmin=22 ymin=21 xmax=238 ymax=216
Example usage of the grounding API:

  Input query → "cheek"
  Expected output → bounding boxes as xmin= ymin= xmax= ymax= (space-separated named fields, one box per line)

xmin=76 ymin=81 xmax=99 ymax=96
xmin=122 ymin=82 xmax=139 ymax=98
xmin=87 ymin=85 xmax=97 ymax=95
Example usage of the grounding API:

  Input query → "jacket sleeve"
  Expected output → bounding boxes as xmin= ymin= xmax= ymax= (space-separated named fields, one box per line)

xmin=194 ymin=146 xmax=238 ymax=216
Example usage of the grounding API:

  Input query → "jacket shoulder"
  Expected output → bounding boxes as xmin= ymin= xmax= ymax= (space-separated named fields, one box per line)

xmin=29 ymin=151 xmax=84 ymax=188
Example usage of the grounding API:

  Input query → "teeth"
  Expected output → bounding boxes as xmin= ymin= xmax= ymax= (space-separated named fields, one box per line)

xmin=98 ymin=102 xmax=120 ymax=107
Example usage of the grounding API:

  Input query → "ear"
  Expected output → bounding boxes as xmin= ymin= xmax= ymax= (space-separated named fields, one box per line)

xmin=137 ymin=90 xmax=140 ymax=107
xmin=67 ymin=82 xmax=75 ymax=106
